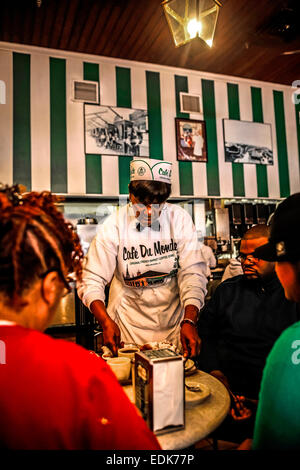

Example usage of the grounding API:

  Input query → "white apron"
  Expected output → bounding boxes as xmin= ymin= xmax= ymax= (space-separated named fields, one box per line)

xmin=107 ymin=272 xmax=183 ymax=349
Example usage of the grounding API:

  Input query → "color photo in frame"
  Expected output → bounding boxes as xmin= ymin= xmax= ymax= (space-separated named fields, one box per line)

xmin=175 ymin=118 xmax=208 ymax=162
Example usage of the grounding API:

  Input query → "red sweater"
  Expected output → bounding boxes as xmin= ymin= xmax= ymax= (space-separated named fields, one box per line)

xmin=0 ymin=325 xmax=160 ymax=450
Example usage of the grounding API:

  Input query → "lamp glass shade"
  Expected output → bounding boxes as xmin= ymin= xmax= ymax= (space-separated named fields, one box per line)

xmin=162 ymin=0 xmax=220 ymax=47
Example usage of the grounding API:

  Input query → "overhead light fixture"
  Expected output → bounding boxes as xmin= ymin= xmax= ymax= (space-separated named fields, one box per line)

xmin=162 ymin=0 xmax=222 ymax=48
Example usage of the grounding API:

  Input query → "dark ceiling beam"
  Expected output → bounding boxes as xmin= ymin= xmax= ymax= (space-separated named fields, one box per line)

xmin=21 ymin=4 xmax=37 ymax=46
xmin=49 ymin=0 xmax=70 ymax=50
xmin=76 ymin=1 xmax=103 ymax=52
xmin=93 ymin=4 xmax=123 ymax=55
xmin=58 ymin=0 xmax=81 ymax=50
xmin=101 ymin=1 xmax=137 ymax=58
xmin=11 ymin=3 xmax=24 ymax=44
xmin=84 ymin=2 xmax=115 ymax=54
xmin=1 ymin=6 xmax=13 ymax=43
xmin=40 ymin=0 xmax=57 ymax=48
xmin=116 ymin=0 xmax=159 ymax=60
xmin=126 ymin=4 xmax=163 ymax=60
xmin=134 ymin=18 xmax=167 ymax=62
xmin=66 ymin=0 xmax=95 ymax=51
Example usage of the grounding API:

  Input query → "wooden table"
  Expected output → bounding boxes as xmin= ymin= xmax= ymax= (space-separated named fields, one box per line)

xmin=123 ymin=369 xmax=230 ymax=450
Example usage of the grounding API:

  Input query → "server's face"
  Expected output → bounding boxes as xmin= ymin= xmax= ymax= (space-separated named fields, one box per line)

xmin=239 ymin=237 xmax=275 ymax=280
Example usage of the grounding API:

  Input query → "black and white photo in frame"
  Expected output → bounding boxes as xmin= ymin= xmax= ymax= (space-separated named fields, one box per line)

xmin=85 ymin=104 xmax=149 ymax=157
xmin=223 ymin=119 xmax=274 ymax=165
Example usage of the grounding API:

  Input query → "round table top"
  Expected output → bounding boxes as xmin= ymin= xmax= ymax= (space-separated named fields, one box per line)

xmin=123 ymin=369 xmax=230 ymax=450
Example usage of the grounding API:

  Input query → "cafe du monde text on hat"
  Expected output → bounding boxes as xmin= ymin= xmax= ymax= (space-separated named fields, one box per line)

xmin=130 ymin=159 xmax=172 ymax=184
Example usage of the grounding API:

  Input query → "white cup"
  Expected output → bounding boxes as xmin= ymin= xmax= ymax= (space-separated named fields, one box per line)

xmin=118 ymin=347 xmax=139 ymax=385
xmin=101 ymin=353 xmax=112 ymax=361
xmin=107 ymin=357 xmax=131 ymax=381
xmin=118 ymin=347 xmax=139 ymax=360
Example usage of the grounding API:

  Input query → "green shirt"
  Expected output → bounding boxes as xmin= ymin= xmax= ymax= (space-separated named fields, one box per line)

xmin=253 ymin=320 xmax=300 ymax=450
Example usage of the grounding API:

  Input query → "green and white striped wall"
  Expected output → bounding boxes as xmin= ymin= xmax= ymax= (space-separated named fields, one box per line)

xmin=0 ymin=42 xmax=299 ymax=199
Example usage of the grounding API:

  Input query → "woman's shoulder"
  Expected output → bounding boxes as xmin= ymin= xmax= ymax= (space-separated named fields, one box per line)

xmin=28 ymin=331 xmax=111 ymax=382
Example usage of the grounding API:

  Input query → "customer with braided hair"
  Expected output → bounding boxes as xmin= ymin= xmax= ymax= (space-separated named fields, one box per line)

xmin=0 ymin=185 xmax=83 ymax=313
xmin=0 ymin=184 xmax=160 ymax=450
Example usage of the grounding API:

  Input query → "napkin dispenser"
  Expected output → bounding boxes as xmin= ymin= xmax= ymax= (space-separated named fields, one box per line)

xmin=134 ymin=349 xmax=185 ymax=435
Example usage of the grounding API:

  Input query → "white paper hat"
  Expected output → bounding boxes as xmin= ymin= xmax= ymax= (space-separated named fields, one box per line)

xmin=130 ymin=159 xmax=172 ymax=184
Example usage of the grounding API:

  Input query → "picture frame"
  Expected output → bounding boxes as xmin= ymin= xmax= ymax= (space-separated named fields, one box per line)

xmin=84 ymin=104 xmax=149 ymax=157
xmin=223 ymin=118 xmax=274 ymax=165
xmin=175 ymin=118 xmax=208 ymax=162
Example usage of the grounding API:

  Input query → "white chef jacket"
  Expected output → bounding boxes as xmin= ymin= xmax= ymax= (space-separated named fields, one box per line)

xmin=77 ymin=203 xmax=207 ymax=348
xmin=200 ymin=244 xmax=217 ymax=278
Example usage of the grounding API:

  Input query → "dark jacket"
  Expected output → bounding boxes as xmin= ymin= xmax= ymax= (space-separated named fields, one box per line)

xmin=197 ymin=274 xmax=300 ymax=399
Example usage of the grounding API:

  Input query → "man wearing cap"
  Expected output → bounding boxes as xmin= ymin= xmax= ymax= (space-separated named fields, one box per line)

xmin=197 ymin=222 xmax=300 ymax=445
xmin=248 ymin=193 xmax=300 ymax=450
xmin=198 ymin=223 xmax=300 ymax=401
xmin=78 ymin=158 xmax=207 ymax=358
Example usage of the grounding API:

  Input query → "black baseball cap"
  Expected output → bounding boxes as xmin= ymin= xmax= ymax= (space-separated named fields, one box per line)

xmin=254 ymin=192 xmax=300 ymax=262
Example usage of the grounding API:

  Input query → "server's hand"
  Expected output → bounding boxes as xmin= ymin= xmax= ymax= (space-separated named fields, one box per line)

xmin=102 ymin=317 xmax=121 ymax=356
xmin=90 ymin=300 xmax=121 ymax=356
xmin=180 ymin=324 xmax=201 ymax=358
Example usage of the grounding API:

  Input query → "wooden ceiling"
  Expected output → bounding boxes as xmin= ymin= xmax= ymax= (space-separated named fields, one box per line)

xmin=1 ymin=0 xmax=300 ymax=85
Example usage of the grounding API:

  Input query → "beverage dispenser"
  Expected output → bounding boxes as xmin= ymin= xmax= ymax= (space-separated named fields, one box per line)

xmin=229 ymin=203 xmax=244 ymax=236
xmin=243 ymin=203 xmax=254 ymax=230
xmin=255 ymin=204 xmax=268 ymax=224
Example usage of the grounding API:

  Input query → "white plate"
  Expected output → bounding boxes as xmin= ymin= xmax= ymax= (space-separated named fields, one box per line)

xmin=185 ymin=381 xmax=211 ymax=408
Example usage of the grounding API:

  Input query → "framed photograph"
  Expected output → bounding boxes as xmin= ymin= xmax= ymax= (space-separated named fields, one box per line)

xmin=223 ymin=119 xmax=273 ymax=165
xmin=175 ymin=118 xmax=208 ymax=162
xmin=84 ymin=104 xmax=149 ymax=157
